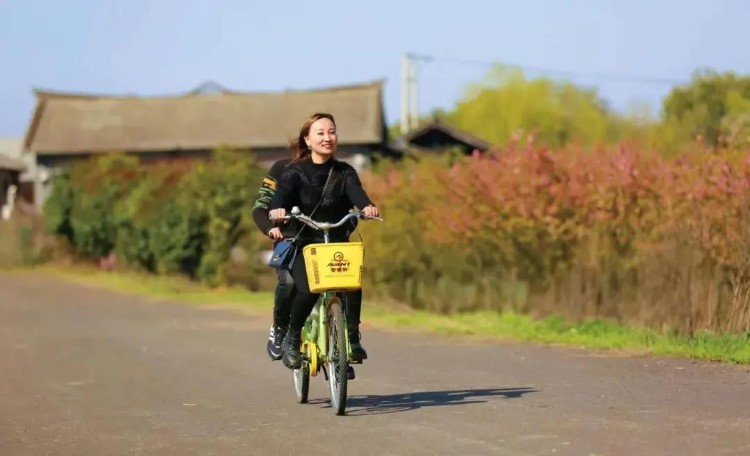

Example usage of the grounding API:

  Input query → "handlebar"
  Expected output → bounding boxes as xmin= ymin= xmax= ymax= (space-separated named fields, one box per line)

xmin=273 ymin=206 xmax=383 ymax=232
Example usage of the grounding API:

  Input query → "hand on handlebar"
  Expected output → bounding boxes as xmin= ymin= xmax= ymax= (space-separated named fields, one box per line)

xmin=269 ymin=208 xmax=287 ymax=222
xmin=362 ymin=205 xmax=379 ymax=218
xmin=270 ymin=206 xmax=382 ymax=231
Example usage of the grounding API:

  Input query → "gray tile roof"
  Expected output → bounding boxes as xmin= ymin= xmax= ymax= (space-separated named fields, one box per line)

xmin=25 ymin=80 xmax=386 ymax=155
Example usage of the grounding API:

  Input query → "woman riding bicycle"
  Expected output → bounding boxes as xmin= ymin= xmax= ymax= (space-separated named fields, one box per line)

xmin=269 ymin=112 xmax=379 ymax=370
xmin=251 ymin=156 xmax=368 ymax=366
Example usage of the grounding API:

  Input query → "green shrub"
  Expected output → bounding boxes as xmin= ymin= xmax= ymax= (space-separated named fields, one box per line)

xmin=43 ymin=149 xmax=267 ymax=287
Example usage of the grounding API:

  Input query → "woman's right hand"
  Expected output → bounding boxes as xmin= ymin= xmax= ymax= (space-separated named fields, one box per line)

xmin=362 ymin=205 xmax=379 ymax=218
xmin=269 ymin=208 xmax=287 ymax=222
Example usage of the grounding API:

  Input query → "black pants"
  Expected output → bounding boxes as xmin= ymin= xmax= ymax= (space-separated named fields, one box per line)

xmin=273 ymin=268 xmax=296 ymax=329
xmin=273 ymin=254 xmax=362 ymax=331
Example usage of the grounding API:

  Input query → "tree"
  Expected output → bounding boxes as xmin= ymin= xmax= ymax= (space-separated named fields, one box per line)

xmin=720 ymin=90 xmax=750 ymax=148
xmin=447 ymin=65 xmax=619 ymax=148
xmin=662 ymin=69 xmax=750 ymax=148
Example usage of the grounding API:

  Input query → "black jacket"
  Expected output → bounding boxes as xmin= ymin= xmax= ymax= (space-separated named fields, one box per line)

xmin=270 ymin=158 xmax=372 ymax=243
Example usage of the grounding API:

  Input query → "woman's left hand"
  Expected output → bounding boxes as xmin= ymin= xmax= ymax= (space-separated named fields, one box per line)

xmin=363 ymin=205 xmax=379 ymax=218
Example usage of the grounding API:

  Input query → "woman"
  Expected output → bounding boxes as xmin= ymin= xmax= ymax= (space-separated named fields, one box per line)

xmin=251 ymin=156 xmax=366 ymax=368
xmin=269 ymin=112 xmax=379 ymax=370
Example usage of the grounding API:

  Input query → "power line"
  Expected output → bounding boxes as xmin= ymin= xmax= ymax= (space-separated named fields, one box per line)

xmin=407 ymin=52 xmax=688 ymax=86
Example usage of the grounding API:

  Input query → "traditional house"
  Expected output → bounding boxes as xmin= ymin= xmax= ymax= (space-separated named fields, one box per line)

xmin=22 ymin=80 xmax=397 ymax=209
xmin=391 ymin=118 xmax=491 ymax=156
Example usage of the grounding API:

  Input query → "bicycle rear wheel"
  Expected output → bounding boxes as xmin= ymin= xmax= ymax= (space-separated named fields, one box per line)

xmin=326 ymin=297 xmax=348 ymax=415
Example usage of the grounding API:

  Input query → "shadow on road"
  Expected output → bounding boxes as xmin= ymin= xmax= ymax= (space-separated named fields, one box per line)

xmin=321 ymin=387 xmax=538 ymax=416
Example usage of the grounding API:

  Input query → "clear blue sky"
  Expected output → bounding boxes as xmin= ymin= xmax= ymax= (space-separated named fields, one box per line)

xmin=1 ymin=0 xmax=748 ymax=137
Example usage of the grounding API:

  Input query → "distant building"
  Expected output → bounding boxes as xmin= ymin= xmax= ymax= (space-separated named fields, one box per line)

xmin=0 ymin=137 xmax=36 ymax=206
xmin=22 ymin=80 xmax=399 ymax=209
xmin=0 ymin=149 xmax=26 ymax=219
xmin=390 ymin=118 xmax=491 ymax=156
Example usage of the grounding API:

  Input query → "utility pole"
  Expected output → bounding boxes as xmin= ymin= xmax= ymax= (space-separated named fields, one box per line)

xmin=401 ymin=53 xmax=410 ymax=134
xmin=409 ymin=55 xmax=418 ymax=132
xmin=401 ymin=52 xmax=418 ymax=133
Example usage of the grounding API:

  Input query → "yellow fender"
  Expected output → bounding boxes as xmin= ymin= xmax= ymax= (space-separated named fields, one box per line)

xmin=307 ymin=342 xmax=318 ymax=376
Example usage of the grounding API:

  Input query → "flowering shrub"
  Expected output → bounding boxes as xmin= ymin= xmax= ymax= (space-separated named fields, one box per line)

xmin=359 ymin=144 xmax=750 ymax=334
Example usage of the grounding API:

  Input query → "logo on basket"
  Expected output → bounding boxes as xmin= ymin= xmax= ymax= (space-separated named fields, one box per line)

xmin=327 ymin=251 xmax=350 ymax=273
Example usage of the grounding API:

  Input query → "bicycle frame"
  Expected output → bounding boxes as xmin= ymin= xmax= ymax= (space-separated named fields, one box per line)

xmin=302 ymin=289 xmax=339 ymax=376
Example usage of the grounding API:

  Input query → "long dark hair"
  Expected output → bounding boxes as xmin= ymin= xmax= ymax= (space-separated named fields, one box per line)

xmin=289 ymin=112 xmax=336 ymax=162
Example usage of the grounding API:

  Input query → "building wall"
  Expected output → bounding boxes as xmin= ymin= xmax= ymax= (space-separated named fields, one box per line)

xmin=32 ymin=143 xmax=383 ymax=209
xmin=36 ymin=145 xmax=378 ymax=168
xmin=0 ymin=137 xmax=36 ymax=205
xmin=34 ymin=168 xmax=52 ymax=211
xmin=0 ymin=170 xmax=20 ymax=206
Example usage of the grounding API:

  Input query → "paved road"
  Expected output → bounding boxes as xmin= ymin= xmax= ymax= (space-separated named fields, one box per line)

xmin=2 ymin=272 xmax=750 ymax=455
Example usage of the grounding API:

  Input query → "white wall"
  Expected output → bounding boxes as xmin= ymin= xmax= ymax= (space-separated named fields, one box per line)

xmin=337 ymin=153 xmax=370 ymax=172
xmin=0 ymin=137 xmax=36 ymax=183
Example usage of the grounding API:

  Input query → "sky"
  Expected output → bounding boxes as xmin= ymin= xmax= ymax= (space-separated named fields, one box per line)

xmin=1 ymin=0 xmax=749 ymax=137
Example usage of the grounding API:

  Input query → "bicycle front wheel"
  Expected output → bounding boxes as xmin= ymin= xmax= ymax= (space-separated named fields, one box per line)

xmin=293 ymin=358 xmax=310 ymax=404
xmin=326 ymin=297 xmax=348 ymax=415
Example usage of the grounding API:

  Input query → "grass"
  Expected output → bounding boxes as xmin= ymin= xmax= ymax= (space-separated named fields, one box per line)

xmin=364 ymin=304 xmax=750 ymax=364
xmin=6 ymin=263 xmax=750 ymax=365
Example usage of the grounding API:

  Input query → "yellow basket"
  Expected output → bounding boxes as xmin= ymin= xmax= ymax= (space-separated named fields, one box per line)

xmin=302 ymin=242 xmax=364 ymax=293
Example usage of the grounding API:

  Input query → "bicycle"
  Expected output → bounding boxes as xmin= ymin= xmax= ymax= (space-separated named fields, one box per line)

xmin=279 ymin=205 xmax=382 ymax=415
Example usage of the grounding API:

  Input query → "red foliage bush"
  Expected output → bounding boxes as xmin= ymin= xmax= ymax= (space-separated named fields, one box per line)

xmin=360 ymin=144 xmax=750 ymax=334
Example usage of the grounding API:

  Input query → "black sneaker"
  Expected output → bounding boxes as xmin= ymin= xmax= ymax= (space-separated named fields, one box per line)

xmin=266 ymin=325 xmax=285 ymax=361
xmin=348 ymin=325 xmax=368 ymax=361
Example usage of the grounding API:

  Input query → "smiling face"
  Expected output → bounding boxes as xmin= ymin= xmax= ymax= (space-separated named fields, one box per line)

xmin=305 ymin=117 xmax=338 ymax=159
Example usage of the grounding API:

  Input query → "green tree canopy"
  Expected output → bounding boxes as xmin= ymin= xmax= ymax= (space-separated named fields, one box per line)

xmin=662 ymin=69 xmax=750 ymax=147
xmin=447 ymin=65 xmax=619 ymax=148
